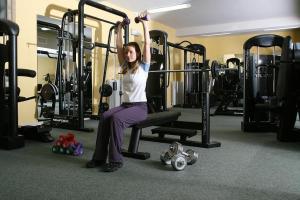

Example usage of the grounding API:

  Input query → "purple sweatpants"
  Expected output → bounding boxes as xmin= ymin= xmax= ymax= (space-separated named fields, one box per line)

xmin=92 ymin=102 xmax=148 ymax=163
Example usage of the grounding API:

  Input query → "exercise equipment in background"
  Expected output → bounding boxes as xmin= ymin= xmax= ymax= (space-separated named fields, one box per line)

xmin=0 ymin=19 xmax=24 ymax=149
xmin=0 ymin=19 xmax=53 ymax=150
xmin=242 ymin=34 xmax=283 ymax=132
xmin=276 ymin=36 xmax=300 ymax=142
xmin=211 ymin=58 xmax=243 ymax=116
xmin=45 ymin=1 xmax=129 ymax=130
xmin=146 ymin=30 xmax=168 ymax=112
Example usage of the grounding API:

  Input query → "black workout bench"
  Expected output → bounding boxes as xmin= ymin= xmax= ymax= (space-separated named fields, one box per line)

xmin=121 ymin=110 xmax=181 ymax=160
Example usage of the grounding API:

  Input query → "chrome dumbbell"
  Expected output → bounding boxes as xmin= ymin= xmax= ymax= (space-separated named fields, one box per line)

xmin=181 ymin=149 xmax=199 ymax=165
xmin=160 ymin=150 xmax=172 ymax=165
xmin=160 ymin=142 xmax=183 ymax=165
xmin=171 ymin=154 xmax=187 ymax=171
xmin=160 ymin=142 xmax=198 ymax=171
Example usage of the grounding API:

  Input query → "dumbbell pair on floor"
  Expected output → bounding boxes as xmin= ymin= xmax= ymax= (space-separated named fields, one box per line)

xmin=160 ymin=142 xmax=199 ymax=171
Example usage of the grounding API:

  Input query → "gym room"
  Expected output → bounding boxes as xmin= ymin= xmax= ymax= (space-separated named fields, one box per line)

xmin=1 ymin=0 xmax=300 ymax=199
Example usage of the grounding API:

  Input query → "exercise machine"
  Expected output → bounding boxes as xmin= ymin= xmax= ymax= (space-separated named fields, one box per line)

xmin=212 ymin=58 xmax=243 ymax=116
xmin=242 ymin=34 xmax=283 ymax=132
xmin=276 ymin=36 xmax=300 ymax=141
xmin=0 ymin=19 xmax=53 ymax=149
xmin=128 ymin=30 xmax=221 ymax=158
xmin=46 ymin=0 xmax=129 ymax=130
xmin=0 ymin=19 xmax=24 ymax=149
xmin=146 ymin=30 xmax=168 ymax=112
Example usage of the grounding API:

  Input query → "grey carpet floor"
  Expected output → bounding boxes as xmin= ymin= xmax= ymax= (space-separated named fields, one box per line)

xmin=1 ymin=108 xmax=300 ymax=200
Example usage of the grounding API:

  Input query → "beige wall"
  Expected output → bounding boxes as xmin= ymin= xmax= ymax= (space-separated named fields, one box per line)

xmin=13 ymin=0 xmax=300 ymax=124
xmin=181 ymin=29 xmax=300 ymax=64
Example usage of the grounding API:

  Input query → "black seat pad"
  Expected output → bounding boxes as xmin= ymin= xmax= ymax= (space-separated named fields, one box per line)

xmin=133 ymin=110 xmax=181 ymax=129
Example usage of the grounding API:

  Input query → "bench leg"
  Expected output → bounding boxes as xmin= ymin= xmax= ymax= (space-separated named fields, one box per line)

xmin=122 ymin=127 xmax=150 ymax=160
xmin=128 ymin=127 xmax=141 ymax=153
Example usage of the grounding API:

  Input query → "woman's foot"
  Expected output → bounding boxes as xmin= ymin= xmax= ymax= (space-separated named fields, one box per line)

xmin=102 ymin=162 xmax=123 ymax=172
xmin=86 ymin=160 xmax=105 ymax=168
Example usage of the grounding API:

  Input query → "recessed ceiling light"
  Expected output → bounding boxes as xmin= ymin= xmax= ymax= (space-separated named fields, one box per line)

xmin=202 ymin=32 xmax=231 ymax=37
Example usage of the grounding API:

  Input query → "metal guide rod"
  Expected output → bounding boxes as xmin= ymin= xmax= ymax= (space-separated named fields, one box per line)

xmin=148 ymin=69 xmax=210 ymax=73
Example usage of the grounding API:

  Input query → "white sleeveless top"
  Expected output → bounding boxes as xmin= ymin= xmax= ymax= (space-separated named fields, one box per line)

xmin=122 ymin=62 xmax=150 ymax=103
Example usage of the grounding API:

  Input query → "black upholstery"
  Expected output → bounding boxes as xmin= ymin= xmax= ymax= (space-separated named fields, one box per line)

xmin=5 ymin=68 xmax=36 ymax=77
xmin=133 ymin=110 xmax=181 ymax=129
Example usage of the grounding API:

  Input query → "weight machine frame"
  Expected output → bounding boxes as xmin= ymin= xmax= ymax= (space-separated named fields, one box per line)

xmin=168 ymin=41 xmax=206 ymax=108
xmin=141 ymin=30 xmax=220 ymax=148
xmin=241 ymin=34 xmax=284 ymax=132
xmin=52 ymin=0 xmax=129 ymax=131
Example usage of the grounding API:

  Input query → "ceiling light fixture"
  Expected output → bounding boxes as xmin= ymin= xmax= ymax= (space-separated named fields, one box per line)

xmin=202 ymin=32 xmax=231 ymax=37
xmin=148 ymin=3 xmax=191 ymax=14
xmin=264 ymin=26 xmax=299 ymax=31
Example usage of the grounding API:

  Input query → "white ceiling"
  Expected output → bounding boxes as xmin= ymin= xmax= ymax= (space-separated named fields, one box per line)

xmin=104 ymin=0 xmax=300 ymax=37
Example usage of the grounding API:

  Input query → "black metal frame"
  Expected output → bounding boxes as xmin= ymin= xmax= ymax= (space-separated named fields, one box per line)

xmin=78 ymin=0 xmax=129 ymax=131
xmin=0 ymin=19 xmax=24 ymax=149
xmin=139 ymin=30 xmax=220 ymax=150
xmin=147 ymin=30 xmax=168 ymax=111
xmin=50 ymin=0 xmax=129 ymax=131
xmin=168 ymin=41 xmax=206 ymax=108
xmin=212 ymin=58 xmax=244 ymax=116
xmin=241 ymin=34 xmax=284 ymax=132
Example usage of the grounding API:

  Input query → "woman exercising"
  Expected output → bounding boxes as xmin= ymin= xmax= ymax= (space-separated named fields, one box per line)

xmin=86 ymin=11 xmax=151 ymax=172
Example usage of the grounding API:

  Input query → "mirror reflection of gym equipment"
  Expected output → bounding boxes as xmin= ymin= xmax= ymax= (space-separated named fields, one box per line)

xmin=37 ymin=16 xmax=94 ymax=127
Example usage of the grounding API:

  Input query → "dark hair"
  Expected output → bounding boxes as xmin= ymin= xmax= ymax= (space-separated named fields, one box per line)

xmin=122 ymin=42 xmax=141 ymax=74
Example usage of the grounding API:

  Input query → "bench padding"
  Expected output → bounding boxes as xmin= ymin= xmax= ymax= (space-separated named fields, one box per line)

xmin=122 ymin=110 xmax=181 ymax=160
xmin=133 ymin=110 xmax=181 ymax=129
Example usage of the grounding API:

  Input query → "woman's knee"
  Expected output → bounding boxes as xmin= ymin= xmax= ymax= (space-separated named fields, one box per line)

xmin=110 ymin=114 xmax=123 ymax=124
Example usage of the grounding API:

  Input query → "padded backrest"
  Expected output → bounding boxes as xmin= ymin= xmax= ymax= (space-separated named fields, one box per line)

xmin=5 ymin=68 xmax=36 ymax=78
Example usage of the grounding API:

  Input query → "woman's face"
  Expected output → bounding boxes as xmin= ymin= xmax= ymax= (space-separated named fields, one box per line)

xmin=124 ymin=46 xmax=137 ymax=63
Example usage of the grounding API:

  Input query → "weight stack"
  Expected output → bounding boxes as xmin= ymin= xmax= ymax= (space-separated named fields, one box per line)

xmin=106 ymin=80 xmax=121 ymax=109
xmin=171 ymin=81 xmax=184 ymax=106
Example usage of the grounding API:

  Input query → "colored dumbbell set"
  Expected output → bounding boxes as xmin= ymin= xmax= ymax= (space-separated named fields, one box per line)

xmin=160 ymin=142 xmax=199 ymax=171
xmin=52 ymin=132 xmax=83 ymax=156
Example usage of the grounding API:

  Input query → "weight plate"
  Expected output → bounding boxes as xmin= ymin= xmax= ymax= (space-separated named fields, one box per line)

xmin=160 ymin=151 xmax=172 ymax=165
xmin=171 ymin=154 xmax=187 ymax=171
xmin=185 ymin=149 xmax=199 ymax=165
xmin=101 ymin=84 xmax=113 ymax=97
xmin=40 ymin=83 xmax=57 ymax=100
xmin=168 ymin=142 xmax=183 ymax=157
